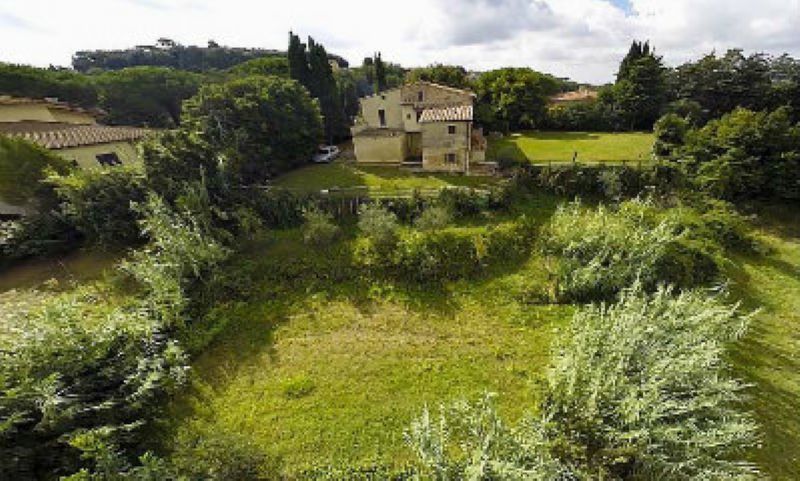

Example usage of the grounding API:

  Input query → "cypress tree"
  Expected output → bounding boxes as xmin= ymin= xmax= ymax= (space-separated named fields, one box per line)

xmin=288 ymin=31 xmax=311 ymax=90
xmin=374 ymin=52 xmax=387 ymax=93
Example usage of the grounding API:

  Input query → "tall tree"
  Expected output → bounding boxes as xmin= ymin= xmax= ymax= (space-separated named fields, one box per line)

xmin=307 ymin=37 xmax=345 ymax=142
xmin=374 ymin=52 xmax=387 ymax=93
xmin=474 ymin=68 xmax=560 ymax=133
xmin=182 ymin=76 xmax=323 ymax=183
xmin=607 ymin=40 xmax=667 ymax=130
xmin=287 ymin=31 xmax=311 ymax=89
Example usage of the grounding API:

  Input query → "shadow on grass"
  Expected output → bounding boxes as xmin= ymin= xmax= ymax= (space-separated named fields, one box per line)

xmin=726 ymin=253 xmax=800 ymax=478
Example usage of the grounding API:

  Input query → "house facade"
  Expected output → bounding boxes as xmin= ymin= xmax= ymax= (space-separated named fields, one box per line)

xmin=351 ymin=81 xmax=491 ymax=174
xmin=0 ymin=96 xmax=150 ymax=216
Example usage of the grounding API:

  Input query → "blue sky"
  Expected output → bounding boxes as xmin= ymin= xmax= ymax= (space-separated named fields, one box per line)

xmin=1 ymin=0 xmax=799 ymax=83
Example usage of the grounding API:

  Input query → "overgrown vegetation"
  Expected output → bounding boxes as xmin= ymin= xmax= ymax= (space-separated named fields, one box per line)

xmin=409 ymin=285 xmax=759 ymax=480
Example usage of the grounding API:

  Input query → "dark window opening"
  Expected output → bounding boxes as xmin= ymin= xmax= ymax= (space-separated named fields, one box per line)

xmin=445 ymin=153 xmax=457 ymax=164
xmin=417 ymin=91 xmax=424 ymax=102
xmin=378 ymin=109 xmax=386 ymax=127
xmin=448 ymin=125 xmax=457 ymax=135
xmin=96 ymin=152 xmax=121 ymax=166
xmin=406 ymin=113 xmax=411 ymax=120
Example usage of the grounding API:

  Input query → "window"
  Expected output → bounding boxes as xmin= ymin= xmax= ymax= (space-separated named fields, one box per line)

xmin=445 ymin=153 xmax=457 ymax=164
xmin=96 ymin=152 xmax=121 ymax=166
xmin=417 ymin=91 xmax=424 ymax=102
xmin=448 ymin=125 xmax=457 ymax=135
xmin=406 ymin=113 xmax=411 ymax=120
xmin=378 ymin=109 xmax=386 ymax=127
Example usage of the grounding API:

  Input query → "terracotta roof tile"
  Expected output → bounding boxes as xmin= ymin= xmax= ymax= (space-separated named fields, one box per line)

xmin=1 ymin=123 xmax=151 ymax=150
xmin=419 ymin=105 xmax=473 ymax=123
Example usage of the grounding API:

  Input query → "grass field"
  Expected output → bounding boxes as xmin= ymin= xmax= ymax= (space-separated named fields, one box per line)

xmin=487 ymin=131 xmax=654 ymax=164
xmin=157 ymin=195 xmax=800 ymax=479
xmin=161 ymin=194 xmax=569 ymax=475
xmin=274 ymin=162 xmax=498 ymax=192
xmin=729 ymin=206 xmax=800 ymax=479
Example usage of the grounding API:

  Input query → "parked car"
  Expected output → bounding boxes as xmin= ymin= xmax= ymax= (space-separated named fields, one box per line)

xmin=313 ymin=145 xmax=340 ymax=163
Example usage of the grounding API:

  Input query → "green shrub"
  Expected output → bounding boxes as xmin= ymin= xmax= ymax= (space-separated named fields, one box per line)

xmin=436 ymin=188 xmax=487 ymax=218
xmin=407 ymin=393 xmax=567 ymax=479
xmin=357 ymin=203 xmax=400 ymax=253
xmin=302 ymin=208 xmax=340 ymax=247
xmin=121 ymin=190 xmax=229 ymax=328
xmin=413 ymin=205 xmax=451 ymax=231
xmin=49 ymin=163 xmax=149 ymax=245
xmin=408 ymin=286 xmax=759 ymax=479
xmin=356 ymin=221 xmax=535 ymax=283
xmin=0 ymin=135 xmax=73 ymax=209
xmin=0 ymin=211 xmax=79 ymax=265
xmin=394 ymin=229 xmax=482 ymax=281
xmin=543 ymin=199 xmax=721 ymax=302
xmin=542 ymin=285 xmax=758 ymax=479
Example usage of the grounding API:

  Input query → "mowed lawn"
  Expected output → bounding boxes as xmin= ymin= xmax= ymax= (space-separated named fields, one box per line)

xmin=487 ymin=131 xmax=654 ymax=164
xmin=273 ymin=162 xmax=499 ymax=192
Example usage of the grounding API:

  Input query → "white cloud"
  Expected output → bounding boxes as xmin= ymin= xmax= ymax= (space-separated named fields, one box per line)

xmin=0 ymin=0 xmax=798 ymax=83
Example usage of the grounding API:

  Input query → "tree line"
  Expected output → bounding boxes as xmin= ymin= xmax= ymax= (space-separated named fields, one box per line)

xmin=72 ymin=38 xmax=348 ymax=73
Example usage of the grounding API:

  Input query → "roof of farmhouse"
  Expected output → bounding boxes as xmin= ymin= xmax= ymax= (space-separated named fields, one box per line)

xmin=0 ymin=122 xmax=151 ymax=150
xmin=419 ymin=104 xmax=473 ymax=123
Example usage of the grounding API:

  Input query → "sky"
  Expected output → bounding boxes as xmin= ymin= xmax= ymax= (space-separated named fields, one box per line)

xmin=1 ymin=0 xmax=799 ymax=84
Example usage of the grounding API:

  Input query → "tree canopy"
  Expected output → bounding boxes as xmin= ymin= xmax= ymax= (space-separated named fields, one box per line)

xmin=474 ymin=67 xmax=560 ymax=133
xmin=406 ymin=64 xmax=471 ymax=89
xmin=181 ymin=75 xmax=323 ymax=184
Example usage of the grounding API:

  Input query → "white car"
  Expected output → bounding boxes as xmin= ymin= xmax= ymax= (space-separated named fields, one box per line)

xmin=313 ymin=145 xmax=340 ymax=163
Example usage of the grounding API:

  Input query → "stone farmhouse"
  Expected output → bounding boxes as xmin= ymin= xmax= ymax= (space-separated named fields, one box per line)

xmin=0 ymin=96 xmax=150 ymax=215
xmin=351 ymin=81 xmax=494 ymax=174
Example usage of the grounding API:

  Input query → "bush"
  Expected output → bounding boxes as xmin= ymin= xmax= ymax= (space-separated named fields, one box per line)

xmin=543 ymin=199 xmax=721 ymax=302
xmin=541 ymin=285 xmax=758 ymax=479
xmin=0 ymin=135 xmax=73 ymax=209
xmin=0 ymin=211 xmax=79 ymax=265
xmin=436 ymin=188 xmax=487 ymax=218
xmin=49 ymin=164 xmax=149 ymax=245
xmin=413 ymin=205 xmax=451 ymax=231
xmin=357 ymin=203 xmax=400 ymax=253
xmin=408 ymin=286 xmax=759 ymax=480
xmin=683 ymin=107 xmax=800 ymax=201
xmin=356 ymin=221 xmax=535 ymax=283
xmin=302 ymin=208 xmax=340 ymax=247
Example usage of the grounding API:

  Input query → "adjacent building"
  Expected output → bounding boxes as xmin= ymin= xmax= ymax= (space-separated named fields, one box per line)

xmin=351 ymin=81 xmax=492 ymax=174
xmin=0 ymin=96 xmax=150 ymax=168
xmin=0 ymin=96 xmax=151 ymax=215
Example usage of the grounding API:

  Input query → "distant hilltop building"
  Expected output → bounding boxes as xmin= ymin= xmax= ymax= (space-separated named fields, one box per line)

xmin=0 ymin=96 xmax=151 ymax=215
xmin=351 ymin=81 xmax=494 ymax=175
xmin=549 ymin=86 xmax=599 ymax=104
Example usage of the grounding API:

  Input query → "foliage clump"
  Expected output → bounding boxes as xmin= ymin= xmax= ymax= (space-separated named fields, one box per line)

xmin=49 ymin=164 xmax=149 ymax=245
xmin=413 ymin=205 xmax=451 ymax=231
xmin=357 ymin=203 xmax=401 ymax=253
xmin=408 ymin=285 xmax=759 ymax=480
xmin=0 ymin=135 xmax=73 ymax=208
xmin=302 ymin=208 xmax=340 ymax=247
xmin=543 ymin=198 xmax=723 ymax=302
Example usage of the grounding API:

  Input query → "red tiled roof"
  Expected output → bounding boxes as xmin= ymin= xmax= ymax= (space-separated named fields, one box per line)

xmin=419 ymin=104 xmax=473 ymax=123
xmin=0 ymin=123 xmax=151 ymax=150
